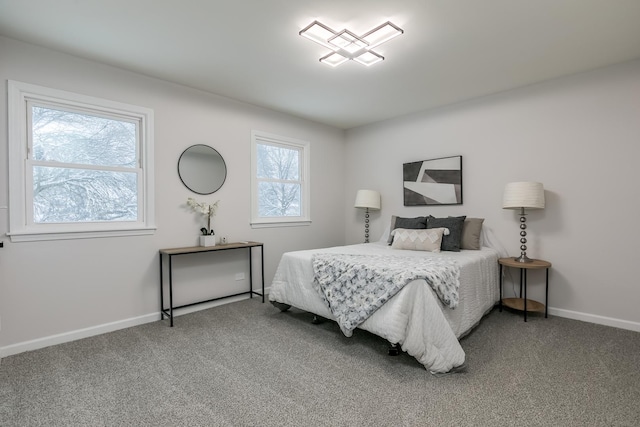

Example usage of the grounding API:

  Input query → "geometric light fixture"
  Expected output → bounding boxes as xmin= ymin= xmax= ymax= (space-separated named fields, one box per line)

xmin=299 ymin=21 xmax=404 ymax=67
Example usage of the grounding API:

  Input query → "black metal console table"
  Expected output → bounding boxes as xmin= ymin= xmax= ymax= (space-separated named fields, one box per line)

xmin=159 ymin=241 xmax=264 ymax=327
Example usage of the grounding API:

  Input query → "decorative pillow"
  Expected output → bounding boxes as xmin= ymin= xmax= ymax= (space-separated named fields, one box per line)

xmin=386 ymin=215 xmax=427 ymax=245
xmin=460 ymin=217 xmax=484 ymax=250
xmin=426 ymin=215 xmax=466 ymax=252
xmin=391 ymin=227 xmax=449 ymax=252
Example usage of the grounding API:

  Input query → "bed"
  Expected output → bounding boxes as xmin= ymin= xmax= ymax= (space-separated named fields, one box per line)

xmin=269 ymin=222 xmax=506 ymax=374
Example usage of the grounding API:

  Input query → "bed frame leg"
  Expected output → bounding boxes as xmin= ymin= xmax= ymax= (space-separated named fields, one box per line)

xmin=311 ymin=315 xmax=324 ymax=324
xmin=270 ymin=301 xmax=291 ymax=312
xmin=388 ymin=343 xmax=401 ymax=356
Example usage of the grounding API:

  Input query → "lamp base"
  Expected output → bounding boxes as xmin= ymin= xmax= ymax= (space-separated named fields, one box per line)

xmin=364 ymin=207 xmax=370 ymax=243
xmin=514 ymin=207 xmax=533 ymax=263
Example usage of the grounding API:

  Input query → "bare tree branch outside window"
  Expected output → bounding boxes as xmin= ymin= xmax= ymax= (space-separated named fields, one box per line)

xmin=31 ymin=106 xmax=138 ymax=223
xmin=256 ymin=143 xmax=301 ymax=217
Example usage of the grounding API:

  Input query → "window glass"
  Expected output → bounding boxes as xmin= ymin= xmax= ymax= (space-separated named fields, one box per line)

xmin=33 ymin=166 xmax=138 ymax=223
xmin=251 ymin=131 xmax=310 ymax=227
xmin=31 ymin=105 xmax=137 ymax=167
xmin=257 ymin=181 xmax=300 ymax=217
xmin=256 ymin=144 xmax=300 ymax=180
xmin=30 ymin=104 xmax=141 ymax=224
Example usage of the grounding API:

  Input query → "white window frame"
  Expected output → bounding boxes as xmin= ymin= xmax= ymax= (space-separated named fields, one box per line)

xmin=7 ymin=80 xmax=155 ymax=242
xmin=250 ymin=130 xmax=311 ymax=228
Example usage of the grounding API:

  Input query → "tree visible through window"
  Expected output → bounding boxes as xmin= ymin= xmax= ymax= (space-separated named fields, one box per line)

xmin=31 ymin=105 xmax=139 ymax=223
xmin=256 ymin=143 xmax=301 ymax=217
xmin=251 ymin=131 xmax=310 ymax=226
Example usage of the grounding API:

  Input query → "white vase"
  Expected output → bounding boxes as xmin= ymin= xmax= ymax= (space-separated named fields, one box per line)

xmin=199 ymin=235 xmax=216 ymax=247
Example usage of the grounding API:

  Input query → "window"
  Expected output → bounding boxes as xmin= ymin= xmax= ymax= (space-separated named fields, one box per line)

xmin=8 ymin=81 xmax=155 ymax=241
xmin=250 ymin=131 xmax=310 ymax=227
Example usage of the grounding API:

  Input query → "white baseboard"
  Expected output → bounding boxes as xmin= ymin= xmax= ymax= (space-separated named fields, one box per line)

xmin=549 ymin=307 xmax=640 ymax=332
xmin=0 ymin=289 xmax=270 ymax=359
xmin=0 ymin=293 xmax=635 ymax=362
xmin=0 ymin=312 xmax=159 ymax=359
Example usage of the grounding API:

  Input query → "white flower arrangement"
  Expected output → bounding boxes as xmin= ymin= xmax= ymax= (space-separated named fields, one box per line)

xmin=186 ymin=198 xmax=220 ymax=235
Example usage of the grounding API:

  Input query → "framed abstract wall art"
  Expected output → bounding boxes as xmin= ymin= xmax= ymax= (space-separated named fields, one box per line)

xmin=403 ymin=155 xmax=462 ymax=206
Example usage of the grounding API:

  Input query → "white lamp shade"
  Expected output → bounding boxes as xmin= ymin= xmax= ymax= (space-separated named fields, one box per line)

xmin=503 ymin=182 xmax=545 ymax=209
xmin=354 ymin=190 xmax=381 ymax=210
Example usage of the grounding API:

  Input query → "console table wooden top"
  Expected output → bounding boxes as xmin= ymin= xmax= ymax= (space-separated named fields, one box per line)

xmin=159 ymin=241 xmax=263 ymax=256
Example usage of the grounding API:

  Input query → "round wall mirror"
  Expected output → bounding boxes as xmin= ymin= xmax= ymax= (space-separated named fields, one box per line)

xmin=178 ymin=144 xmax=227 ymax=194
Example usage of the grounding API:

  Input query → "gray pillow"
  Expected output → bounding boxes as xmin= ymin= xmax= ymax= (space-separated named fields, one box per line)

xmin=387 ymin=215 xmax=427 ymax=245
xmin=426 ymin=215 xmax=466 ymax=252
xmin=460 ymin=218 xmax=484 ymax=250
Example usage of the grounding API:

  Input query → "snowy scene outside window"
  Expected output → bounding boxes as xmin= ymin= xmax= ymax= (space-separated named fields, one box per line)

xmin=250 ymin=131 xmax=310 ymax=227
xmin=31 ymin=105 xmax=139 ymax=223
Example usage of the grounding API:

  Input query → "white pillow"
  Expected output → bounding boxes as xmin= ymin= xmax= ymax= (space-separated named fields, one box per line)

xmin=391 ymin=227 xmax=449 ymax=252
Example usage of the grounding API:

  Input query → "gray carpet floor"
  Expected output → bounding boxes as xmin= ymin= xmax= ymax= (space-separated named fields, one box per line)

xmin=1 ymin=298 xmax=639 ymax=426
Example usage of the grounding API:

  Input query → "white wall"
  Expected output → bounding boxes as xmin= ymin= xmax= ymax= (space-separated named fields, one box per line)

xmin=345 ymin=60 xmax=640 ymax=330
xmin=0 ymin=37 xmax=346 ymax=355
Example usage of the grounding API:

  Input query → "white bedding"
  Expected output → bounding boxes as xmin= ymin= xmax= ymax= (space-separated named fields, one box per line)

xmin=269 ymin=241 xmax=500 ymax=374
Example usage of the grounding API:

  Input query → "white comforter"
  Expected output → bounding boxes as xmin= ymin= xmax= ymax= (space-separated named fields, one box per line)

xmin=269 ymin=242 xmax=500 ymax=374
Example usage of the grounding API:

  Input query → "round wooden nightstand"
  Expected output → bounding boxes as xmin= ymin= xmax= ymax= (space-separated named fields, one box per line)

xmin=498 ymin=257 xmax=552 ymax=322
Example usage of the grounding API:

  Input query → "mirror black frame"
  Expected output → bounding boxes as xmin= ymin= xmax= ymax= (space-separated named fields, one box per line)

xmin=177 ymin=144 xmax=227 ymax=195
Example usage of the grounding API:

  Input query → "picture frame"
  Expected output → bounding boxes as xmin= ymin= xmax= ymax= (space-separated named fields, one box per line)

xmin=403 ymin=155 xmax=462 ymax=206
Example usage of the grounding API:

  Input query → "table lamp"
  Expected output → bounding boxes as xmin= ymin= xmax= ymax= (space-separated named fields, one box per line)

xmin=354 ymin=190 xmax=381 ymax=243
xmin=502 ymin=182 xmax=545 ymax=262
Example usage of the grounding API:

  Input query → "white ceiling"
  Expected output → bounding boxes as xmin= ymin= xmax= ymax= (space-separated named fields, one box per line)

xmin=1 ymin=1 xmax=640 ymax=129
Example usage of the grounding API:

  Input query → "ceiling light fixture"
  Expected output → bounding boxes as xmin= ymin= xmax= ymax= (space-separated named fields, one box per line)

xmin=299 ymin=20 xmax=403 ymax=67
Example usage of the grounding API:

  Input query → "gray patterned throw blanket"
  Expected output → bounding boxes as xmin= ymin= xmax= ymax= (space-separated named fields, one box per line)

xmin=312 ymin=254 xmax=460 ymax=337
